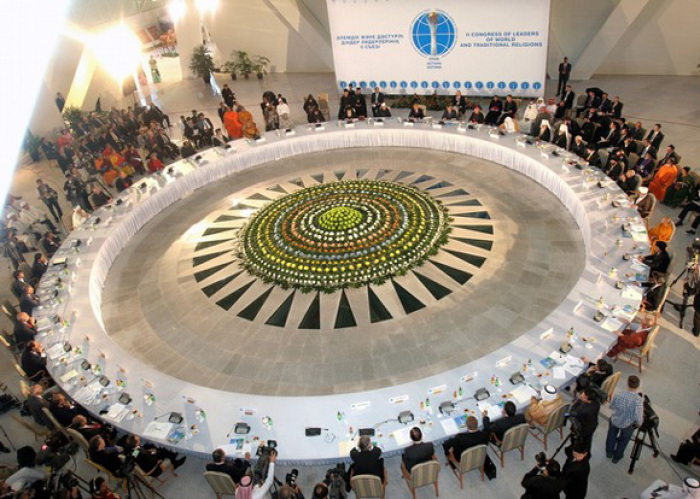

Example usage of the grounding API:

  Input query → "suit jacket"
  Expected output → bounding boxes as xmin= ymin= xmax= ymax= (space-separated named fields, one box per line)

xmin=646 ymin=130 xmax=664 ymax=150
xmin=32 ymin=261 xmax=48 ymax=281
xmin=562 ymin=455 xmax=591 ymax=499
xmin=14 ymin=321 xmax=36 ymax=346
xmin=371 ymin=92 xmax=385 ymax=107
xmin=205 ymin=459 xmax=250 ymax=484
xmin=558 ymin=62 xmax=571 ymax=77
xmin=449 ymin=430 xmax=489 ymax=461
xmin=562 ymin=90 xmax=575 ymax=109
xmin=483 ymin=413 xmax=526 ymax=442
xmin=20 ymin=294 xmax=40 ymax=316
xmin=599 ymin=99 xmax=612 ymax=114
xmin=610 ymin=101 xmax=624 ymax=119
xmin=402 ymin=442 xmax=434 ymax=472
xmin=521 ymin=466 xmax=566 ymax=499
xmin=468 ymin=111 xmax=485 ymax=124
xmin=21 ymin=349 xmax=46 ymax=379
xmin=350 ymin=447 xmax=383 ymax=479
xmin=11 ymin=279 xmax=29 ymax=298
xmin=25 ymin=395 xmax=50 ymax=426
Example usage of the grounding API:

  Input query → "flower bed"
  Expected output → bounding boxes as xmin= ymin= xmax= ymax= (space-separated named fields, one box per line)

xmin=237 ymin=179 xmax=451 ymax=292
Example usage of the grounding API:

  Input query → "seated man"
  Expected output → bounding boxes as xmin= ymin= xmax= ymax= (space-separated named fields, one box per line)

xmin=21 ymin=341 xmax=47 ymax=382
xmin=467 ymin=105 xmax=485 ymax=124
xmin=641 ymin=272 xmax=667 ymax=312
xmin=49 ymin=393 xmax=79 ymax=428
xmin=70 ymin=415 xmax=115 ymax=444
xmin=25 ymin=384 xmax=50 ymax=427
xmin=442 ymin=415 xmax=489 ymax=467
xmin=90 ymin=186 xmax=112 ymax=209
xmin=671 ymin=427 xmax=700 ymax=465
xmin=13 ymin=312 xmax=37 ymax=348
xmin=19 ymin=286 xmax=40 ymax=316
xmin=375 ymin=102 xmax=392 ymax=118
xmin=122 ymin=435 xmax=186 ymax=478
xmin=441 ymin=104 xmax=458 ymax=122
xmin=407 ymin=103 xmax=424 ymax=122
xmin=88 ymin=436 xmax=125 ymax=476
xmin=350 ymin=435 xmax=385 ymax=483
xmin=607 ymin=316 xmax=655 ymax=358
xmin=617 ymin=170 xmax=641 ymax=195
xmin=525 ymin=385 xmax=565 ymax=427
xmin=401 ymin=427 xmax=435 ymax=475
xmin=483 ymin=400 xmax=526 ymax=444
xmin=641 ymin=241 xmax=671 ymax=274
xmin=205 ymin=448 xmax=250 ymax=485
xmin=10 ymin=270 xmax=29 ymax=299
xmin=632 ymin=186 xmax=655 ymax=220
xmin=180 ymin=140 xmax=196 ymax=159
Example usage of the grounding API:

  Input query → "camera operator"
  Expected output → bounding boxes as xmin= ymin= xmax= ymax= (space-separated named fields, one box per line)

xmin=569 ymin=387 xmax=601 ymax=453
xmin=235 ymin=451 xmax=275 ymax=499
xmin=562 ymin=442 xmax=591 ymax=499
xmin=520 ymin=455 xmax=564 ymax=499
xmin=279 ymin=482 xmax=305 ymax=499
xmin=606 ymin=375 xmax=644 ymax=463
xmin=121 ymin=435 xmax=186 ymax=478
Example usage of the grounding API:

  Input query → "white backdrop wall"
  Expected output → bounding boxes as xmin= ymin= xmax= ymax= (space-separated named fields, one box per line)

xmin=326 ymin=0 xmax=551 ymax=97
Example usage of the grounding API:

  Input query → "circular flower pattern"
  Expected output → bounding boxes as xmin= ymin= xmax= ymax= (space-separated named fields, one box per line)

xmin=237 ymin=179 xmax=451 ymax=292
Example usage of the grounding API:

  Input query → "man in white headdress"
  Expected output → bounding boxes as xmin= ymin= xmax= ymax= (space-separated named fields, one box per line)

xmin=525 ymin=385 xmax=564 ymax=427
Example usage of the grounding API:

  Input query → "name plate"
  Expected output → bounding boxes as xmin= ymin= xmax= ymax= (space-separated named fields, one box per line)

xmin=457 ymin=126 xmax=466 ymax=133
xmin=389 ymin=395 xmax=409 ymax=404
xmin=461 ymin=372 xmax=477 ymax=383
xmin=561 ymin=164 xmax=570 ymax=173
xmin=517 ymin=140 xmax=526 ymax=148
xmin=427 ymin=384 xmax=447 ymax=395
xmin=403 ymin=121 xmax=414 ymax=127
xmin=285 ymin=130 xmax=296 ymax=136
xmin=431 ymin=123 xmax=442 ymax=129
xmin=541 ymin=151 xmax=549 ymax=159
xmin=350 ymin=401 xmax=371 ymax=411
xmin=373 ymin=121 xmax=384 ymax=127
xmin=495 ymin=355 xmax=511 ymax=368
xmin=314 ymin=126 xmax=325 ymax=132
xmin=489 ymin=132 xmax=500 ymax=139
xmin=239 ymin=407 xmax=257 ymax=416
xmin=540 ymin=328 xmax=553 ymax=340
xmin=344 ymin=122 xmax=355 ymax=128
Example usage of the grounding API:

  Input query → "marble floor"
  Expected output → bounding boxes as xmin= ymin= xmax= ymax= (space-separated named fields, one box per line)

xmin=0 ymin=73 xmax=698 ymax=498
xmin=101 ymin=148 xmax=584 ymax=396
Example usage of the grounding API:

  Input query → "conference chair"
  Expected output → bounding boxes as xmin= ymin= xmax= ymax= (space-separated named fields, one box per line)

xmin=135 ymin=462 xmax=174 ymax=489
xmin=318 ymin=92 xmax=330 ymax=121
xmin=448 ymin=444 xmax=487 ymax=489
xmin=351 ymin=475 xmax=384 ymax=499
xmin=66 ymin=428 xmax=90 ymax=457
xmin=528 ymin=404 xmax=571 ymax=451
xmin=203 ymin=471 xmax=237 ymax=498
xmin=86 ymin=458 xmax=128 ymax=495
xmin=10 ymin=412 xmax=50 ymax=442
xmin=614 ymin=324 xmax=661 ymax=373
xmin=1 ymin=301 xmax=17 ymax=326
xmin=600 ymin=371 xmax=621 ymax=403
xmin=404 ymin=460 xmax=440 ymax=499
xmin=41 ymin=407 xmax=71 ymax=440
xmin=0 ymin=331 xmax=19 ymax=361
xmin=490 ymin=423 xmax=529 ymax=468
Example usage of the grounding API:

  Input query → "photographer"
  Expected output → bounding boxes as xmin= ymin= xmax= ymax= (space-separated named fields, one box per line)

xmin=520 ymin=456 xmax=564 ymax=499
xmin=562 ymin=442 xmax=591 ymax=499
xmin=234 ymin=451 xmax=275 ymax=499
xmin=606 ymin=375 xmax=644 ymax=463
xmin=569 ymin=388 xmax=601 ymax=453
xmin=279 ymin=482 xmax=305 ymax=499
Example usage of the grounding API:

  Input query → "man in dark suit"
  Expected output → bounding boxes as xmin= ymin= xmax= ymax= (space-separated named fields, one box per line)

xmin=497 ymin=95 xmax=518 ymax=125
xmin=597 ymin=93 xmax=612 ymax=114
xmin=637 ymin=139 xmax=657 ymax=162
xmin=452 ymin=91 xmax=468 ymax=117
xmin=636 ymin=151 xmax=657 ymax=181
xmin=206 ymin=448 xmax=250 ymax=485
xmin=521 ymin=458 xmax=565 ymax=499
xmin=583 ymin=146 xmax=602 ymax=168
xmin=19 ymin=287 xmax=40 ymax=316
xmin=25 ymin=384 xmax=50 ymax=427
xmin=468 ymin=106 xmax=485 ymax=124
xmin=659 ymin=144 xmax=680 ymax=166
xmin=11 ymin=270 xmax=30 ymax=299
xmin=350 ymin=436 xmax=385 ymax=482
xmin=557 ymin=57 xmax=572 ymax=96
xmin=609 ymin=96 xmax=624 ymax=119
xmin=442 ymin=416 xmax=489 ymax=466
xmin=646 ymin=124 xmax=664 ymax=149
xmin=561 ymin=85 xmax=576 ymax=110
xmin=13 ymin=312 xmax=36 ymax=347
xmin=631 ymin=121 xmax=646 ymax=141
xmin=21 ymin=341 xmax=47 ymax=381
xmin=562 ymin=442 xmax=591 ymax=499
xmin=370 ymin=87 xmax=385 ymax=117
xmin=31 ymin=254 xmax=48 ymax=283
xmin=483 ymin=401 xmax=526 ymax=444
xmin=576 ymin=91 xmax=601 ymax=117
xmin=401 ymin=427 xmax=435 ymax=474
xmin=596 ymin=121 xmax=620 ymax=149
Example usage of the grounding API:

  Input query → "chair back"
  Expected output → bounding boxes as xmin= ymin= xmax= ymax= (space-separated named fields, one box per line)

xmin=543 ymin=404 xmax=570 ymax=434
xmin=13 ymin=362 xmax=28 ymax=379
xmin=41 ymin=407 xmax=66 ymax=435
xmin=640 ymin=325 xmax=661 ymax=357
xmin=1 ymin=302 xmax=17 ymax=326
xmin=318 ymin=93 xmax=330 ymax=120
xmin=66 ymin=428 xmax=90 ymax=453
xmin=410 ymin=460 xmax=440 ymax=488
xmin=459 ymin=444 xmax=487 ymax=475
xmin=351 ymin=475 xmax=383 ymax=498
xmin=19 ymin=380 xmax=31 ymax=398
xmin=501 ymin=423 xmax=530 ymax=453
xmin=601 ymin=372 xmax=621 ymax=402
xmin=203 ymin=471 xmax=237 ymax=495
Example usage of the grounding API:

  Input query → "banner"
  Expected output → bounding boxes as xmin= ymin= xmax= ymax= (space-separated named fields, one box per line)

xmin=326 ymin=0 xmax=551 ymax=97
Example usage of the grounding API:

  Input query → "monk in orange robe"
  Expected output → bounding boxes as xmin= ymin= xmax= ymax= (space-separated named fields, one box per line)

xmin=649 ymin=161 xmax=678 ymax=202
xmin=647 ymin=216 xmax=675 ymax=248
xmin=238 ymin=106 xmax=259 ymax=139
xmin=223 ymin=109 xmax=243 ymax=139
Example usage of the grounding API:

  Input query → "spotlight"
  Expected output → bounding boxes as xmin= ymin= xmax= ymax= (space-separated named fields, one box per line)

xmin=168 ymin=0 xmax=187 ymax=23
xmin=88 ymin=24 xmax=142 ymax=81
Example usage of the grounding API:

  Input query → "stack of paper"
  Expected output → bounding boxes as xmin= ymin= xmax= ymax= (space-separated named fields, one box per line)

xmin=391 ymin=427 xmax=412 ymax=446
xmin=143 ymin=421 xmax=174 ymax=441
xmin=621 ymin=286 xmax=643 ymax=300
xmin=601 ymin=316 xmax=624 ymax=332
xmin=476 ymin=402 xmax=502 ymax=420
xmin=104 ymin=403 xmax=129 ymax=423
xmin=510 ymin=384 xmax=539 ymax=404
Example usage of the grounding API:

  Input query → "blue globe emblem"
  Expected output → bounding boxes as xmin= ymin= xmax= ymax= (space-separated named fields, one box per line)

xmin=431 ymin=81 xmax=440 ymax=89
xmin=390 ymin=81 xmax=397 ymax=88
xmin=411 ymin=10 xmax=457 ymax=57
xmin=475 ymin=81 xmax=483 ymax=89
xmin=442 ymin=81 xmax=450 ymax=88
xmin=369 ymin=81 xmax=377 ymax=88
xmin=339 ymin=81 xmax=347 ymax=89
xmin=464 ymin=82 xmax=473 ymax=89
xmin=380 ymin=81 xmax=387 ymax=88
xmin=400 ymin=81 xmax=408 ymax=88
xmin=497 ymin=81 xmax=506 ymax=90
xmin=521 ymin=82 xmax=530 ymax=90
xmin=486 ymin=81 xmax=495 ymax=89
xmin=533 ymin=82 xmax=542 ymax=90
xmin=421 ymin=81 xmax=429 ymax=88
xmin=509 ymin=81 xmax=518 ymax=90
xmin=359 ymin=81 xmax=367 ymax=88
xmin=453 ymin=81 xmax=461 ymax=89
xmin=410 ymin=81 xmax=418 ymax=88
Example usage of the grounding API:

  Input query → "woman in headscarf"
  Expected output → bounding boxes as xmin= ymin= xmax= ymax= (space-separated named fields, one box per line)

xmin=223 ymin=106 xmax=243 ymax=140
xmin=277 ymin=98 xmax=293 ymax=129
xmin=234 ymin=452 xmax=275 ymax=499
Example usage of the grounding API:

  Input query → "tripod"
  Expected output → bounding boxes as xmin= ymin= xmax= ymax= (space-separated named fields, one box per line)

xmin=124 ymin=471 xmax=165 ymax=499
xmin=549 ymin=430 xmax=575 ymax=461
xmin=666 ymin=258 xmax=700 ymax=328
xmin=628 ymin=423 xmax=660 ymax=474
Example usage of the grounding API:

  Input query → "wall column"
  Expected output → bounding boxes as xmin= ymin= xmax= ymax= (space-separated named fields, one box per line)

xmin=173 ymin=0 xmax=203 ymax=79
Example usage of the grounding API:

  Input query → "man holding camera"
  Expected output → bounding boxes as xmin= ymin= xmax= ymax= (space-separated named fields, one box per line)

xmin=606 ymin=375 xmax=644 ymax=463
xmin=520 ymin=456 xmax=564 ymax=499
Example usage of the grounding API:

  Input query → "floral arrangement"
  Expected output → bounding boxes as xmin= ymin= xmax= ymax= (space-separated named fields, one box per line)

xmin=237 ymin=179 xmax=451 ymax=293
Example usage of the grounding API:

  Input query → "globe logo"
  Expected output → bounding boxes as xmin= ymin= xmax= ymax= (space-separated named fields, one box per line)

xmin=411 ymin=10 xmax=457 ymax=57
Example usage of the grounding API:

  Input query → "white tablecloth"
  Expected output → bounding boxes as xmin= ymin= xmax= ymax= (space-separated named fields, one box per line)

xmin=35 ymin=120 xmax=648 ymax=464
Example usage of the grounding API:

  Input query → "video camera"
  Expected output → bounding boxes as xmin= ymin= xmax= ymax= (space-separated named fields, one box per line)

xmin=641 ymin=395 xmax=660 ymax=434
xmin=286 ymin=468 xmax=299 ymax=487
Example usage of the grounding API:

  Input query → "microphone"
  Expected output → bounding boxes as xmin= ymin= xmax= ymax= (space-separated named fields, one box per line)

xmin=153 ymin=412 xmax=171 ymax=421
xmin=226 ymin=422 xmax=237 ymax=438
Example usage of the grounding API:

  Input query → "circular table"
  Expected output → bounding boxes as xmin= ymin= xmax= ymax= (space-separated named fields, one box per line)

xmin=35 ymin=120 xmax=649 ymax=464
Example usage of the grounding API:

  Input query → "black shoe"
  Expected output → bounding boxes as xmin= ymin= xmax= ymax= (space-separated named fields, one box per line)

xmin=0 ymin=444 xmax=10 ymax=453
xmin=676 ymin=221 xmax=683 ymax=227
xmin=687 ymin=229 xmax=696 ymax=234
xmin=173 ymin=456 xmax=187 ymax=469
xmin=670 ymin=454 xmax=682 ymax=463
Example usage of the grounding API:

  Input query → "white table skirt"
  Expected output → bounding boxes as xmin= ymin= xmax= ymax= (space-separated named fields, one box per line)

xmin=36 ymin=120 xmax=648 ymax=464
